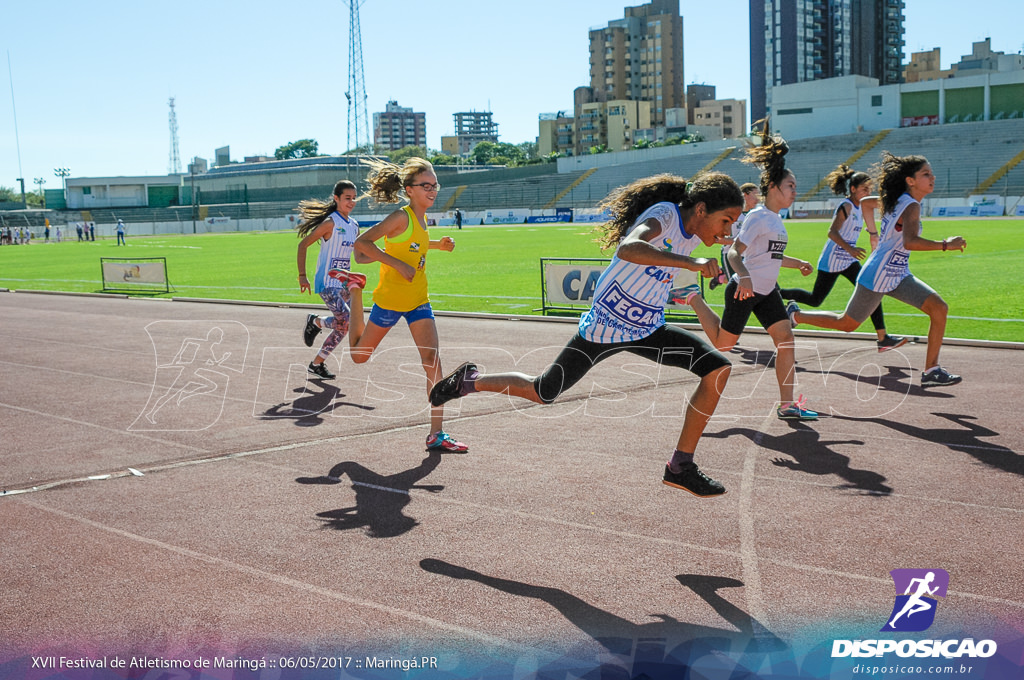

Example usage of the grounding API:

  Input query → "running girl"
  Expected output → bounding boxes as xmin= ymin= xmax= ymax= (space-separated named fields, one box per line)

xmin=684 ymin=122 xmax=817 ymax=420
xmin=296 ymin=179 xmax=365 ymax=380
xmin=348 ymin=157 xmax=468 ymax=452
xmin=712 ymin=182 xmax=759 ymax=288
xmin=429 ymin=173 xmax=743 ymax=497
xmin=779 ymin=164 xmax=906 ymax=352
xmin=788 ymin=152 xmax=966 ymax=387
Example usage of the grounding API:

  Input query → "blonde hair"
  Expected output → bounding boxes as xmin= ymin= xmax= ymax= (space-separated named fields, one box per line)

xmin=362 ymin=157 xmax=434 ymax=204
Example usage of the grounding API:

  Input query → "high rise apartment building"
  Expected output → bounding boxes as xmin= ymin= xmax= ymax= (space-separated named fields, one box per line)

xmin=373 ymin=101 xmax=426 ymax=152
xmin=584 ymin=0 xmax=684 ymax=130
xmin=443 ymin=111 xmax=500 ymax=156
xmin=750 ymin=0 xmax=905 ymax=123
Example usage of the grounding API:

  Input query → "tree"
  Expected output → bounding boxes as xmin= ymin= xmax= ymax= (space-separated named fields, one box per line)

xmin=428 ymin=153 xmax=459 ymax=166
xmin=274 ymin=138 xmax=320 ymax=160
xmin=387 ymin=145 xmax=430 ymax=165
xmin=470 ymin=141 xmax=526 ymax=166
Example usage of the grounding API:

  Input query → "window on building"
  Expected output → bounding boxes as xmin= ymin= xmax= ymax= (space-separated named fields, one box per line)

xmin=871 ymin=95 xmax=883 ymax=107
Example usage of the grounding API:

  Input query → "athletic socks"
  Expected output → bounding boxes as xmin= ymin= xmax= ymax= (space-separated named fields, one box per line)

xmin=667 ymin=449 xmax=695 ymax=474
xmin=460 ymin=366 xmax=480 ymax=396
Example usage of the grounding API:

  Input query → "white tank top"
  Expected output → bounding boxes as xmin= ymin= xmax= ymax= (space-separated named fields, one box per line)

xmin=579 ymin=202 xmax=701 ymax=343
xmin=314 ymin=212 xmax=360 ymax=294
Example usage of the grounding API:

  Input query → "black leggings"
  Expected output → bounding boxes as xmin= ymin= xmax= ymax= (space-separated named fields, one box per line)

xmin=533 ymin=326 xmax=730 ymax=404
xmin=779 ymin=262 xmax=885 ymax=331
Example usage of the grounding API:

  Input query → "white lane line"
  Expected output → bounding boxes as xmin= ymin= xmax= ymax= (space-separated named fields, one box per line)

xmin=15 ymin=498 xmax=550 ymax=655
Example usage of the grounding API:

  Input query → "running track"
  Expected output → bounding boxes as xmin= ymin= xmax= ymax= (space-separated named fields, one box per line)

xmin=1 ymin=291 xmax=1022 ymax=679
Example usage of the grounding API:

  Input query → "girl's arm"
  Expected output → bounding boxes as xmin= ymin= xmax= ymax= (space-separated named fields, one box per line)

xmin=726 ymin=242 xmax=756 ymax=299
xmin=429 ymin=236 xmax=455 ymax=251
xmin=828 ymin=203 xmax=866 ymax=260
xmin=860 ymin=196 xmax=880 ymax=251
xmin=296 ymin=221 xmax=335 ymax=293
xmin=899 ymin=203 xmax=966 ymax=252
xmin=615 ymin=219 xmax=722 ymax=279
xmin=781 ymin=255 xmax=814 ymax=275
xmin=354 ymin=211 xmax=418 ymax=282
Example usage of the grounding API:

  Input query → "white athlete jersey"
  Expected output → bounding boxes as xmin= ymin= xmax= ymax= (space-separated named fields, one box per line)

xmin=857 ymin=193 xmax=916 ymax=293
xmin=314 ymin=212 xmax=360 ymax=294
xmin=732 ymin=206 xmax=788 ymax=295
xmin=579 ymin=202 xmax=701 ymax=343
xmin=817 ymin=198 xmax=863 ymax=272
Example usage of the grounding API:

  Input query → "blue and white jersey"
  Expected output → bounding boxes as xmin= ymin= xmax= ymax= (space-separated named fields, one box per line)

xmin=817 ymin=198 xmax=863 ymax=272
xmin=857 ymin=193 xmax=917 ymax=293
xmin=579 ymin=202 xmax=700 ymax=343
xmin=731 ymin=206 xmax=788 ymax=295
xmin=313 ymin=212 xmax=360 ymax=294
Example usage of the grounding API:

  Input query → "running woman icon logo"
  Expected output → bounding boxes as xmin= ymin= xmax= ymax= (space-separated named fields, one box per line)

xmin=881 ymin=568 xmax=950 ymax=632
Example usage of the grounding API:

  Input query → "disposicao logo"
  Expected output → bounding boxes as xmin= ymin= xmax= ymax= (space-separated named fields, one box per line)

xmin=831 ymin=568 xmax=998 ymax=659
xmin=882 ymin=568 xmax=949 ymax=632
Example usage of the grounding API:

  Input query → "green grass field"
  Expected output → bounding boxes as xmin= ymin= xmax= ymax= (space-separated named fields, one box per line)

xmin=2 ymin=219 xmax=1022 ymax=342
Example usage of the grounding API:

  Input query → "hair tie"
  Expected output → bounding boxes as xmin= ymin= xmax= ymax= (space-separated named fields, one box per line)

xmin=686 ymin=182 xmax=693 ymax=192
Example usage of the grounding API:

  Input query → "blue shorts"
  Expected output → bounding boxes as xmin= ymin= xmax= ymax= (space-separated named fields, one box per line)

xmin=368 ymin=302 xmax=435 ymax=328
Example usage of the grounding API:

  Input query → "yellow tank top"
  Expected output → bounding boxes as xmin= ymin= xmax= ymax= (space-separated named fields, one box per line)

xmin=373 ymin=205 xmax=430 ymax=312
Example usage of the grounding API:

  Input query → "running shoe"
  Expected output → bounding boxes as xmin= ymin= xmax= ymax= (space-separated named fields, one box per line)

xmin=667 ymin=283 xmax=702 ymax=306
xmin=303 ymin=313 xmax=321 ymax=347
xmin=777 ymin=395 xmax=818 ymax=420
xmin=921 ymin=366 xmax=962 ymax=387
xmin=707 ymin=272 xmax=729 ymax=291
xmin=662 ymin=462 xmax=726 ymax=497
xmin=877 ymin=334 xmax=908 ymax=352
xmin=425 ymin=431 xmax=469 ymax=453
xmin=327 ymin=269 xmax=367 ymax=289
xmin=786 ymin=301 xmax=800 ymax=328
xmin=430 ymin=362 xmax=479 ymax=407
xmin=307 ymin=361 xmax=336 ymax=380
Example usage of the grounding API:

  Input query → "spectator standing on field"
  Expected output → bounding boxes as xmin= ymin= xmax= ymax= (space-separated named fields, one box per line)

xmin=116 ymin=219 xmax=126 ymax=246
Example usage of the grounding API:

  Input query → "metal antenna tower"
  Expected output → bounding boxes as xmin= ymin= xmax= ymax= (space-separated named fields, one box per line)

xmin=343 ymin=1 xmax=370 ymax=153
xmin=168 ymin=97 xmax=182 ymax=174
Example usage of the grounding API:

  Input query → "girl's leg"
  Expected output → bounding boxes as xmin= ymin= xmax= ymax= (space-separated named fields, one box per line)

xmin=348 ymin=284 xmax=365 ymax=349
xmin=313 ymin=289 xmax=351 ymax=366
xmin=348 ymin=320 xmax=391 ymax=365
xmin=839 ymin=264 xmax=888 ymax=339
xmin=780 ymin=270 xmax=838 ymax=307
xmin=919 ymin=293 xmax=948 ymax=371
xmin=408 ymin=317 xmax=445 ymax=433
xmin=791 ymin=308 xmax=861 ymax=332
xmin=765 ymin=320 xmax=797 ymax=403
xmin=674 ymin=364 xmax=731 ymax=453
xmin=688 ymin=296 xmax=727 ymax=348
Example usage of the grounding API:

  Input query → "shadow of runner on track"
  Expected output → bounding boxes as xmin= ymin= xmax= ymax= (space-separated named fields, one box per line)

xmin=296 ymin=452 xmax=444 ymax=537
xmin=259 ymin=381 xmax=374 ymax=427
xmin=832 ymin=412 xmax=1024 ymax=478
xmin=420 ymin=559 xmax=790 ymax=679
xmin=704 ymin=425 xmax=891 ymax=495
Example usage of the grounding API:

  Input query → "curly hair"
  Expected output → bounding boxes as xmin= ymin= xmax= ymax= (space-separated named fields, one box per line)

xmin=594 ymin=172 xmax=742 ymax=250
xmin=362 ymin=157 xmax=434 ymax=204
xmin=825 ymin=164 xmax=871 ymax=197
xmin=295 ymin=179 xmax=358 ymax=238
xmin=743 ymin=118 xmax=791 ymax=196
xmin=873 ymin=151 xmax=929 ymax=215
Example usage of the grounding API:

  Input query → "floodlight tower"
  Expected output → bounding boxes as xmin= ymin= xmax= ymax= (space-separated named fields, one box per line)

xmin=168 ymin=97 xmax=182 ymax=174
xmin=344 ymin=1 xmax=370 ymax=154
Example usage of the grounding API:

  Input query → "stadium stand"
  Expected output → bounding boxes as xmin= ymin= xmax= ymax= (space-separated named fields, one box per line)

xmin=8 ymin=119 xmax=1024 ymax=231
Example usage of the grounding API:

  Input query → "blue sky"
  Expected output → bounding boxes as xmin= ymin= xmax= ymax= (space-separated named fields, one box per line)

xmin=2 ymin=0 xmax=1021 ymax=189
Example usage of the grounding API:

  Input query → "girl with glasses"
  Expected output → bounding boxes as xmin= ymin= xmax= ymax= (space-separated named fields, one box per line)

xmin=348 ymin=157 xmax=468 ymax=452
